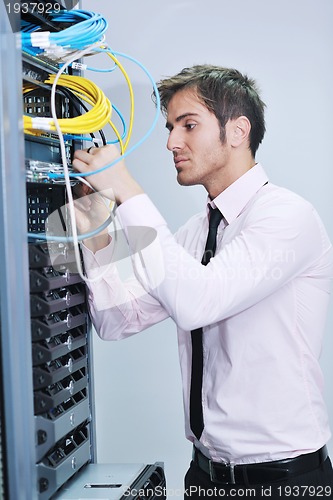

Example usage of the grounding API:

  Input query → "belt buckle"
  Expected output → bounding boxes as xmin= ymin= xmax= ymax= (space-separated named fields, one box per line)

xmin=209 ymin=460 xmax=236 ymax=484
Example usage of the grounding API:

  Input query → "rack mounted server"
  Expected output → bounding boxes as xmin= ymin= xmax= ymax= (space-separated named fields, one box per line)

xmin=0 ymin=2 xmax=166 ymax=498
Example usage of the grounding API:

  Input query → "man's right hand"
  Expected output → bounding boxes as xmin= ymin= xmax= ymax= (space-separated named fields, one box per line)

xmin=72 ymin=144 xmax=144 ymax=205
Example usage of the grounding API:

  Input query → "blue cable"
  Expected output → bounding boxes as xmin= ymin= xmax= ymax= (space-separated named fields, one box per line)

xmin=48 ymin=50 xmax=161 ymax=180
xmin=111 ymin=103 xmax=127 ymax=141
xmin=21 ymin=45 xmax=43 ymax=57
xmin=48 ymin=11 xmax=108 ymax=48
xmin=85 ymin=65 xmax=117 ymax=73
xmin=22 ymin=10 xmax=108 ymax=51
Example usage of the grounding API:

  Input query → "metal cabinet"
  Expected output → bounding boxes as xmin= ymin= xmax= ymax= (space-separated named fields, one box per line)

xmin=0 ymin=2 xmax=165 ymax=498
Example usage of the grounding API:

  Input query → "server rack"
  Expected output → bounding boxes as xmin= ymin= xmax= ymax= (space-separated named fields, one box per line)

xmin=0 ymin=2 xmax=166 ymax=498
xmin=0 ymin=2 xmax=37 ymax=498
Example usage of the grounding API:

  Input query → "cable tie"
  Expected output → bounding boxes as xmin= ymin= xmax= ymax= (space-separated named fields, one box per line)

xmin=72 ymin=62 xmax=87 ymax=70
xmin=31 ymin=117 xmax=52 ymax=131
xmin=43 ymin=44 xmax=72 ymax=61
xmin=30 ymin=31 xmax=51 ymax=48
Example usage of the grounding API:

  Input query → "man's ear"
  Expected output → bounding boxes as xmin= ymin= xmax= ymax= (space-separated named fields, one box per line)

xmin=229 ymin=116 xmax=251 ymax=148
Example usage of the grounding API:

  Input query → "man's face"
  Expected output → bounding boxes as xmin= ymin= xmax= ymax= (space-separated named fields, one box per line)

xmin=165 ymin=88 xmax=231 ymax=192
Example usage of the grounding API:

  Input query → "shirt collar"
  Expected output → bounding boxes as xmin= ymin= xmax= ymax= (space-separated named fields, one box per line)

xmin=208 ymin=163 xmax=269 ymax=225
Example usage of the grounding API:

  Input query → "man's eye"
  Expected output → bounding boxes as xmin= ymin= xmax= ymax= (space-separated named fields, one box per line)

xmin=185 ymin=123 xmax=196 ymax=130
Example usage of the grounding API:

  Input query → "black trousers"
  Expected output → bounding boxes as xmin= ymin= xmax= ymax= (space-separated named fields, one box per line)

xmin=184 ymin=457 xmax=333 ymax=499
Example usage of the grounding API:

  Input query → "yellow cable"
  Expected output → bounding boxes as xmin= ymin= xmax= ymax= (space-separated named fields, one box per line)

xmin=106 ymin=51 xmax=134 ymax=151
xmin=23 ymin=75 xmax=112 ymax=134
xmin=46 ymin=74 xmax=111 ymax=132
xmin=23 ymin=71 xmax=126 ymax=152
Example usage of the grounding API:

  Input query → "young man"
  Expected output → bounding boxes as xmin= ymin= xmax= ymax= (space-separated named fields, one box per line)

xmin=73 ymin=65 xmax=333 ymax=498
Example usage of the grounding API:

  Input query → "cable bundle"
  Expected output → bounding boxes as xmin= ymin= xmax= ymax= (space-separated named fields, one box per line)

xmin=23 ymin=74 xmax=112 ymax=136
xmin=21 ymin=10 xmax=108 ymax=59
xmin=23 ymin=13 xmax=161 ymax=282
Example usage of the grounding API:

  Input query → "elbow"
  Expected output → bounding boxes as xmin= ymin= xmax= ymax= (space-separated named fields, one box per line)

xmin=93 ymin=322 xmax=121 ymax=341
xmin=172 ymin=307 xmax=205 ymax=331
xmin=171 ymin=297 xmax=228 ymax=331
xmin=91 ymin=309 xmax=143 ymax=341
xmin=91 ymin=315 xmax=127 ymax=341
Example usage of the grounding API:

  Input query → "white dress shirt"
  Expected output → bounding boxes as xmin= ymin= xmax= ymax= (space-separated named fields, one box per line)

xmin=82 ymin=164 xmax=333 ymax=465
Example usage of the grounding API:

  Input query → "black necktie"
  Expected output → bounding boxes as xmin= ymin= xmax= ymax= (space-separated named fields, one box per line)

xmin=190 ymin=207 xmax=223 ymax=440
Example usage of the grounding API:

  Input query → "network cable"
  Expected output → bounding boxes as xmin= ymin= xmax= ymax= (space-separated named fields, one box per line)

xmin=48 ymin=48 xmax=160 ymax=181
xmin=23 ymin=83 xmax=106 ymax=146
xmin=23 ymin=76 xmax=127 ymax=153
xmin=59 ymin=87 xmax=107 ymax=146
xmin=21 ymin=10 xmax=108 ymax=57
xmin=63 ymin=102 xmax=127 ymax=146
xmin=24 ymin=25 xmax=160 ymax=282
xmin=24 ymin=74 xmax=112 ymax=135
xmin=47 ymin=42 xmax=120 ymax=283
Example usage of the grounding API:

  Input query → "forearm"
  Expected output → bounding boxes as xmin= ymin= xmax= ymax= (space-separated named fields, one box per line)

xmin=112 ymin=171 xmax=144 ymax=205
xmin=81 ymin=177 xmax=143 ymax=253
xmin=81 ymin=243 xmax=169 ymax=339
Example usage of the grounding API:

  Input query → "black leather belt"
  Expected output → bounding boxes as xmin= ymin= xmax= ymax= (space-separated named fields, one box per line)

xmin=193 ymin=446 xmax=328 ymax=485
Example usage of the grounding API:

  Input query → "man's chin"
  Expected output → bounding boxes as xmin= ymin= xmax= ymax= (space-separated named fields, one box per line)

xmin=176 ymin=173 xmax=197 ymax=187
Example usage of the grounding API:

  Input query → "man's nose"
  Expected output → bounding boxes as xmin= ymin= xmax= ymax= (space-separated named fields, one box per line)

xmin=166 ymin=130 xmax=183 ymax=151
